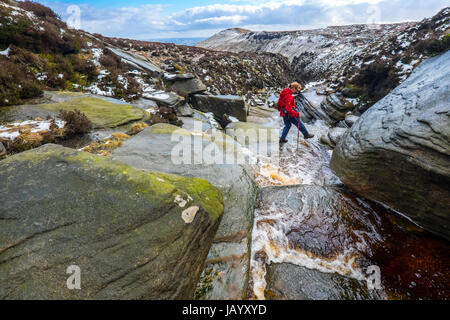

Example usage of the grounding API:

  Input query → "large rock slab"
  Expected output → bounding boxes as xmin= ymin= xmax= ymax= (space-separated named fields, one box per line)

xmin=142 ymin=91 xmax=184 ymax=108
xmin=169 ymin=78 xmax=207 ymax=98
xmin=0 ymin=144 xmax=223 ymax=299
xmin=265 ymin=263 xmax=384 ymax=300
xmin=331 ymin=51 xmax=450 ymax=240
xmin=0 ymin=95 xmax=145 ymax=129
xmin=111 ymin=124 xmax=258 ymax=299
xmin=106 ymin=46 xmax=163 ymax=77
xmin=298 ymin=92 xmax=332 ymax=123
xmin=321 ymin=100 xmax=347 ymax=121
xmin=191 ymin=95 xmax=247 ymax=124
xmin=163 ymin=73 xmax=195 ymax=82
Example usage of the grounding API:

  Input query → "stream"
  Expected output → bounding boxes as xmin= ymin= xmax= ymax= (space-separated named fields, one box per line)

xmin=1 ymin=88 xmax=448 ymax=300
xmin=247 ymin=88 xmax=450 ymax=300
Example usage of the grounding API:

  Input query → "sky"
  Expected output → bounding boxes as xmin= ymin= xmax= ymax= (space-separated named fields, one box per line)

xmin=31 ymin=0 xmax=450 ymax=39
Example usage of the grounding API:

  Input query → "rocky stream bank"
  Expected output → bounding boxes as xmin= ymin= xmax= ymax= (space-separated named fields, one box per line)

xmin=0 ymin=29 xmax=449 ymax=300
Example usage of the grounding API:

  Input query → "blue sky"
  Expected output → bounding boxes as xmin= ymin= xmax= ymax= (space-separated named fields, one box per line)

xmin=31 ymin=0 xmax=450 ymax=39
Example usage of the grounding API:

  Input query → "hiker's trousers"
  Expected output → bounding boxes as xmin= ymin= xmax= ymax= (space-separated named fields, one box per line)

xmin=280 ymin=114 xmax=309 ymax=140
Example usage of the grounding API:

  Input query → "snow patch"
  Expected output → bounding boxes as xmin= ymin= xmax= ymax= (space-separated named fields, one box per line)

xmin=0 ymin=46 xmax=10 ymax=57
xmin=0 ymin=120 xmax=65 ymax=140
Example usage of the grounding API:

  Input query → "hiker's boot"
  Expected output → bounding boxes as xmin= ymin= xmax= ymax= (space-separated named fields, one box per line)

xmin=279 ymin=138 xmax=288 ymax=144
xmin=304 ymin=134 xmax=315 ymax=139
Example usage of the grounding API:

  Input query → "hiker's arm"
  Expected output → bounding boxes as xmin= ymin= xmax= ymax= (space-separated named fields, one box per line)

xmin=285 ymin=98 xmax=300 ymax=118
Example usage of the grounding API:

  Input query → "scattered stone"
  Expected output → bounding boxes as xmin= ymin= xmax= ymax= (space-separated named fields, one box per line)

xmin=328 ymin=127 xmax=348 ymax=146
xmin=163 ymin=73 xmax=195 ymax=82
xmin=175 ymin=103 xmax=195 ymax=117
xmin=106 ymin=46 xmax=163 ymax=77
xmin=344 ymin=114 xmax=360 ymax=127
xmin=132 ymin=98 xmax=159 ymax=110
xmin=169 ymin=78 xmax=207 ymax=97
xmin=143 ymin=91 xmax=184 ymax=107
xmin=296 ymin=94 xmax=331 ymax=123
xmin=320 ymin=134 xmax=335 ymax=148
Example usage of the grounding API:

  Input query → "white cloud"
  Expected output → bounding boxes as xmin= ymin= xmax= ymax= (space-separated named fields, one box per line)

xmin=40 ymin=0 xmax=450 ymax=39
xmin=193 ymin=15 xmax=249 ymax=25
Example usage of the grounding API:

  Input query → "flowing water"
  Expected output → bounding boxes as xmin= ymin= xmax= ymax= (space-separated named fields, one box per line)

xmin=1 ymin=89 xmax=448 ymax=299
xmin=248 ymin=90 xmax=450 ymax=300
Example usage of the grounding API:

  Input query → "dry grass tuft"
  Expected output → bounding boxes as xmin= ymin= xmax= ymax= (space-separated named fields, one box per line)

xmin=82 ymin=132 xmax=131 ymax=156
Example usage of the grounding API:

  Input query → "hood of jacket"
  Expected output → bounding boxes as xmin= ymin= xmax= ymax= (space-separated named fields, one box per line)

xmin=279 ymin=88 xmax=293 ymax=101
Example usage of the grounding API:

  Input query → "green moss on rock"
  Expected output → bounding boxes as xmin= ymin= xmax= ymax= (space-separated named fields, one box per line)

xmin=40 ymin=97 xmax=144 ymax=128
xmin=0 ymin=144 xmax=224 ymax=299
xmin=154 ymin=172 xmax=224 ymax=222
xmin=148 ymin=123 xmax=191 ymax=135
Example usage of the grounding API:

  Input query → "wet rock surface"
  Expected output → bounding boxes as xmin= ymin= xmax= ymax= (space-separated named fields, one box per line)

xmin=225 ymin=121 xmax=279 ymax=158
xmin=321 ymin=94 xmax=349 ymax=122
xmin=328 ymin=127 xmax=348 ymax=147
xmin=111 ymin=124 xmax=258 ymax=299
xmin=296 ymin=93 xmax=330 ymax=123
xmin=265 ymin=263 xmax=384 ymax=300
xmin=0 ymin=144 xmax=223 ymax=299
xmin=344 ymin=114 xmax=359 ymax=127
xmin=253 ymin=184 xmax=450 ymax=300
xmin=331 ymin=51 xmax=450 ymax=240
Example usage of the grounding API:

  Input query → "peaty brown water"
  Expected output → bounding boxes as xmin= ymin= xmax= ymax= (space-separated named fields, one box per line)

xmin=248 ymin=91 xmax=450 ymax=300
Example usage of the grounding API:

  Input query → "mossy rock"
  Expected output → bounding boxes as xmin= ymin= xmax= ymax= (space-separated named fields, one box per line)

xmin=148 ymin=123 xmax=192 ymax=136
xmin=39 ymin=97 xmax=144 ymax=129
xmin=0 ymin=96 xmax=145 ymax=129
xmin=0 ymin=144 xmax=224 ymax=299
xmin=111 ymin=124 xmax=258 ymax=299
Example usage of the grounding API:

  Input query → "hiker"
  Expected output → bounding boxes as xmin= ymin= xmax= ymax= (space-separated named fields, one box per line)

xmin=277 ymin=82 xmax=314 ymax=143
